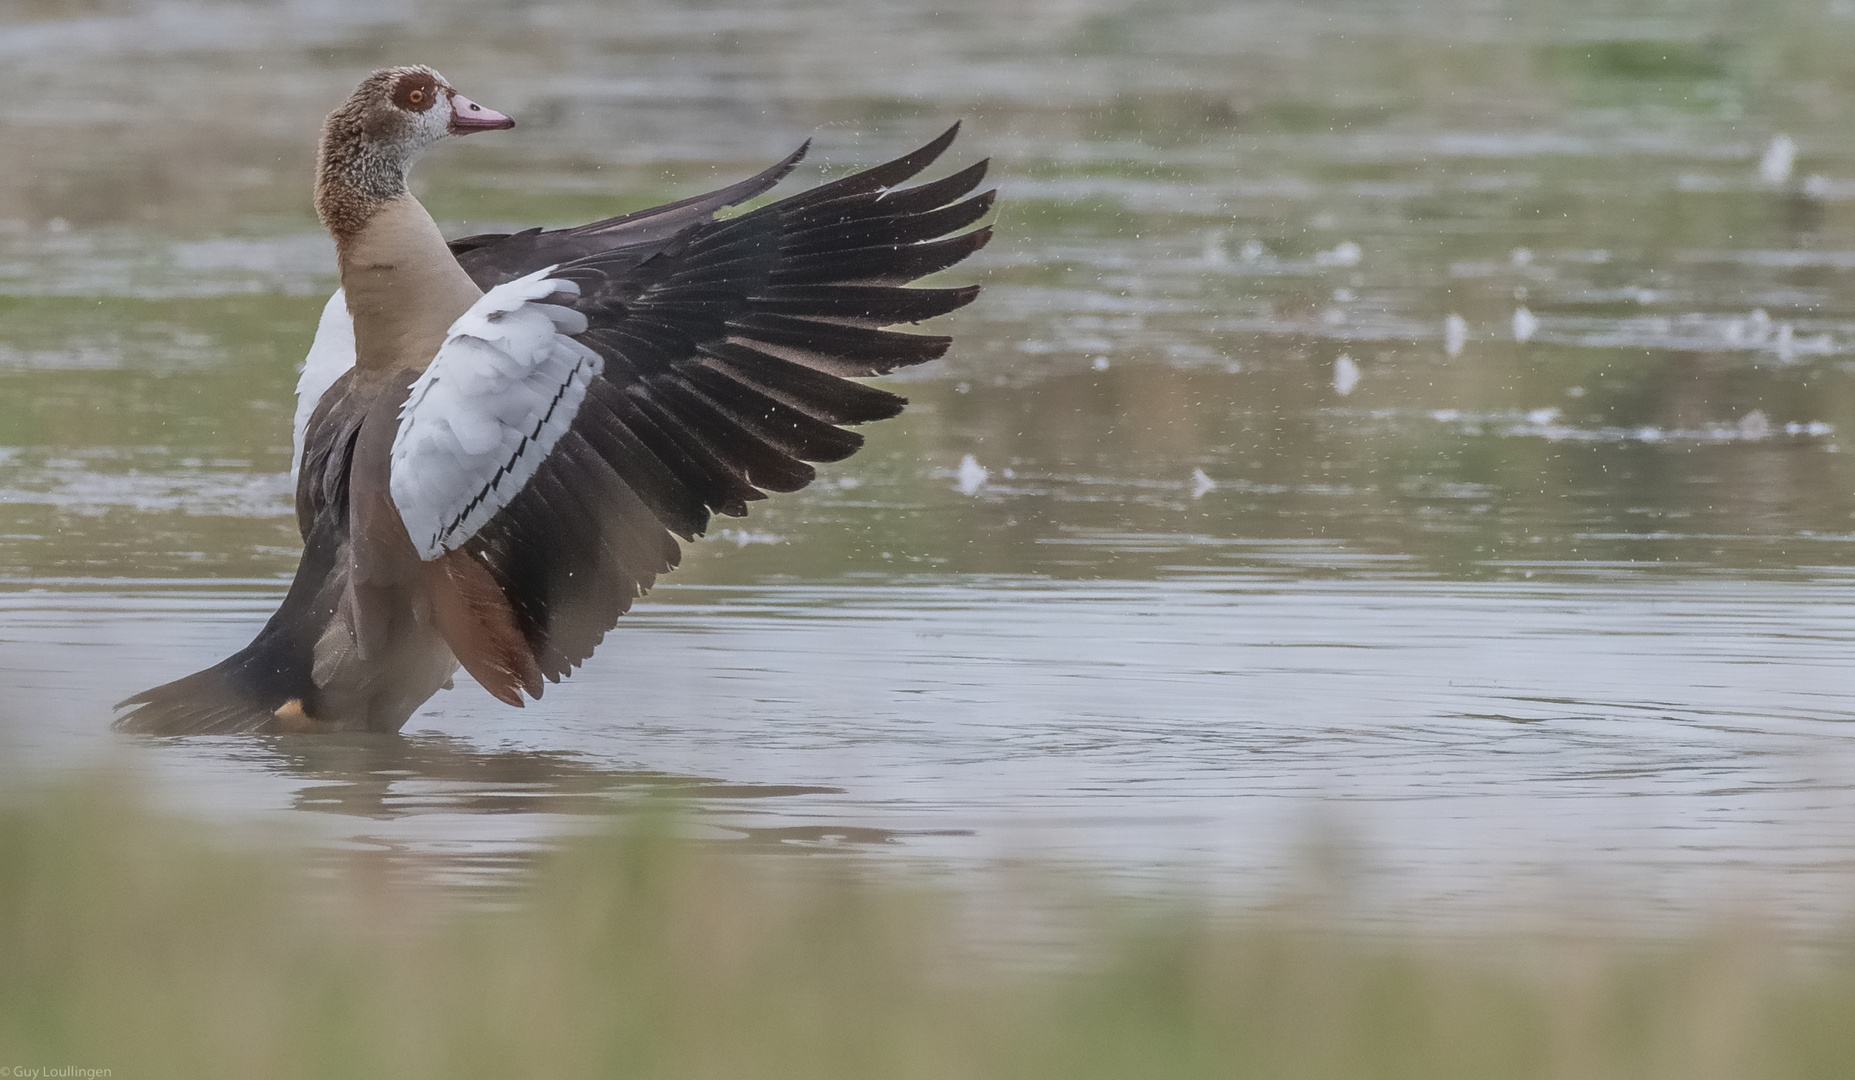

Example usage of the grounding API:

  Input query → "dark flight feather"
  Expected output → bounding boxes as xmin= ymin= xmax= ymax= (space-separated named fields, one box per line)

xmin=417 ymin=126 xmax=990 ymax=680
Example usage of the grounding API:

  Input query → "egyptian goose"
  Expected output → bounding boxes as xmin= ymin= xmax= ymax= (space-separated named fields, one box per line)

xmin=115 ymin=65 xmax=991 ymax=734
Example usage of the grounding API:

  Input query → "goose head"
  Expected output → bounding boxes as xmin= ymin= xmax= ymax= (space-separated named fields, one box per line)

xmin=315 ymin=65 xmax=513 ymax=238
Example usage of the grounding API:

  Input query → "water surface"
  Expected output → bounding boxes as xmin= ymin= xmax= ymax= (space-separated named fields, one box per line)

xmin=7 ymin=0 xmax=1855 ymax=927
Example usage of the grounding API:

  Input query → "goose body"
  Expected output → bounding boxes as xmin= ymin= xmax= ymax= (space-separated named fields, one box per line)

xmin=117 ymin=66 xmax=991 ymax=734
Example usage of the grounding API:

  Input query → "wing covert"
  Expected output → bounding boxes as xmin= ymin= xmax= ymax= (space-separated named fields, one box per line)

xmin=389 ymin=269 xmax=603 ymax=560
xmin=292 ymin=289 xmax=357 ymax=480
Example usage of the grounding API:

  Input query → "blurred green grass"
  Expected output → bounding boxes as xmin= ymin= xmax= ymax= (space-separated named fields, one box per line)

xmin=3 ymin=784 xmax=1855 ymax=1079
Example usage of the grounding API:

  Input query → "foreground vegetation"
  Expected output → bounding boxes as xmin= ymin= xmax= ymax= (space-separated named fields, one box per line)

xmin=0 ymin=785 xmax=1853 ymax=1079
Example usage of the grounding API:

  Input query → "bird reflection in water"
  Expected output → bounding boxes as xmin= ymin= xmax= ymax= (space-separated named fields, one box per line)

xmin=158 ymin=735 xmax=971 ymax=900
xmin=224 ymin=732 xmax=845 ymax=820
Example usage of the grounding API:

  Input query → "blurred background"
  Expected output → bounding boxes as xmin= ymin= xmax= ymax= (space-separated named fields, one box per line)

xmin=6 ymin=0 xmax=1855 ymax=932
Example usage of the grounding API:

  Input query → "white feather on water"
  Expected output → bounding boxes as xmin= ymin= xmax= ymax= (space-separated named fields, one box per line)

xmin=1444 ymin=314 xmax=1468 ymax=356
xmin=1200 ymin=229 xmax=1229 ymax=267
xmin=1803 ymin=174 xmax=1838 ymax=199
xmin=1738 ymin=410 xmax=1772 ymax=440
xmin=1316 ymin=240 xmax=1361 ymax=267
xmin=1332 ymin=354 xmax=1361 ymax=395
xmin=956 ymin=454 xmax=988 ymax=495
xmin=1724 ymin=308 xmax=1772 ymax=346
xmin=1761 ymin=134 xmax=1796 ymax=185
xmin=718 ymin=528 xmax=787 ymax=547
xmin=1512 ymin=306 xmax=1538 ymax=343
xmin=1425 ymin=406 xmax=1830 ymax=444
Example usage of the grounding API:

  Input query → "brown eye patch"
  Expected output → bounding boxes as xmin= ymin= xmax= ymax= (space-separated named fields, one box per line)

xmin=392 ymin=72 xmax=439 ymax=112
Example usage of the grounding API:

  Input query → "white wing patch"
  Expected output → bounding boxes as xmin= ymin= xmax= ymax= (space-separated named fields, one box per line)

xmin=390 ymin=269 xmax=604 ymax=560
xmin=291 ymin=289 xmax=357 ymax=479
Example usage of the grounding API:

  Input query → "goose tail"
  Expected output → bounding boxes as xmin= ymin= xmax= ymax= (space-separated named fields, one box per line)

xmin=115 ymin=516 xmax=343 ymax=736
xmin=114 ymin=658 xmax=299 ymax=736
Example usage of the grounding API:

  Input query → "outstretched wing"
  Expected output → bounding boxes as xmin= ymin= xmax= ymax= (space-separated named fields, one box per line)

xmin=293 ymin=144 xmax=809 ymax=538
xmin=403 ymin=125 xmax=992 ymax=703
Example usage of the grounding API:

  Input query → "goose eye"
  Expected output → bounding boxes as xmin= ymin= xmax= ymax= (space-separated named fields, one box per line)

xmin=393 ymin=76 xmax=437 ymax=111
